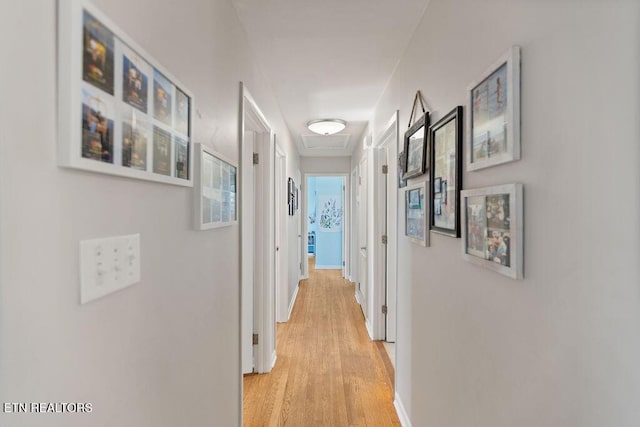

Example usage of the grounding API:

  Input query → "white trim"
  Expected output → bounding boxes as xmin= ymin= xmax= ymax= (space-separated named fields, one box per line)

xmin=314 ymin=265 xmax=343 ymax=270
xmin=371 ymin=111 xmax=400 ymax=341
xmin=239 ymin=82 xmax=276 ymax=387
xmin=394 ymin=392 xmax=413 ymax=427
xmin=275 ymin=142 xmax=288 ymax=323
xmin=271 ymin=350 xmax=277 ymax=370
xmin=287 ymin=283 xmax=299 ymax=320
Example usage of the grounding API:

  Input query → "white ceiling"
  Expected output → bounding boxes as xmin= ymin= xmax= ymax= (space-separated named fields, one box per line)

xmin=232 ymin=0 xmax=430 ymax=157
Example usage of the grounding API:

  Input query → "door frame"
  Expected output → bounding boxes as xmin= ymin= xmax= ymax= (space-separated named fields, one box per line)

xmin=239 ymin=82 xmax=276 ymax=381
xmin=355 ymin=154 xmax=369 ymax=326
xmin=372 ymin=111 xmax=399 ymax=341
xmin=275 ymin=142 xmax=288 ymax=323
xmin=301 ymin=173 xmax=349 ymax=279
xmin=349 ymin=166 xmax=359 ymax=283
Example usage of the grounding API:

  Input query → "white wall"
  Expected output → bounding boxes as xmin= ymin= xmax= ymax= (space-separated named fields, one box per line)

xmin=0 ymin=0 xmax=299 ymax=426
xmin=301 ymin=156 xmax=351 ymax=174
xmin=371 ymin=0 xmax=640 ymax=426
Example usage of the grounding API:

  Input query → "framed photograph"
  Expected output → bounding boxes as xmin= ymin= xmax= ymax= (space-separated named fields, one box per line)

xmin=58 ymin=0 xmax=193 ymax=186
xmin=194 ymin=144 xmax=237 ymax=230
xmin=460 ymin=184 xmax=523 ymax=279
xmin=398 ymin=151 xmax=407 ymax=188
xmin=405 ymin=182 xmax=428 ymax=246
xmin=288 ymin=178 xmax=295 ymax=216
xmin=467 ymin=46 xmax=521 ymax=171
xmin=430 ymin=106 xmax=463 ymax=237
xmin=433 ymin=177 xmax=442 ymax=194
xmin=403 ymin=113 xmax=429 ymax=179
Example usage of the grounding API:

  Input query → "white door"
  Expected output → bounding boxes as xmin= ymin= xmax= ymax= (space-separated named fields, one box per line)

xmin=357 ymin=157 xmax=368 ymax=315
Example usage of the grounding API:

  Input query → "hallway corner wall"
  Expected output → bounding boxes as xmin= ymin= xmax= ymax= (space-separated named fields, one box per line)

xmin=0 ymin=0 xmax=299 ymax=426
xmin=371 ymin=0 xmax=640 ymax=426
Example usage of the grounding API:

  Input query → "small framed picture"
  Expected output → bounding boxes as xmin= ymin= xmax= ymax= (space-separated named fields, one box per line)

xmin=441 ymin=180 xmax=447 ymax=203
xmin=405 ymin=181 xmax=428 ymax=246
xmin=461 ymin=183 xmax=523 ymax=279
xmin=430 ymin=106 xmax=463 ymax=237
xmin=398 ymin=151 xmax=407 ymax=188
xmin=433 ymin=177 xmax=442 ymax=194
xmin=194 ymin=144 xmax=237 ymax=230
xmin=403 ymin=113 xmax=429 ymax=179
xmin=288 ymin=178 xmax=295 ymax=216
xmin=467 ymin=46 xmax=521 ymax=171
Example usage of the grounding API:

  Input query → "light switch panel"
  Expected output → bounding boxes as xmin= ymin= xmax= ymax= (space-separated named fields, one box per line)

xmin=80 ymin=234 xmax=141 ymax=304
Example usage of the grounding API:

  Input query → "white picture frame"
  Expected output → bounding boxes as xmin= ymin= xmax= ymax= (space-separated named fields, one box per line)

xmin=194 ymin=144 xmax=238 ymax=230
xmin=466 ymin=46 xmax=521 ymax=172
xmin=58 ymin=0 xmax=194 ymax=186
xmin=404 ymin=181 xmax=429 ymax=247
xmin=460 ymin=183 xmax=523 ymax=279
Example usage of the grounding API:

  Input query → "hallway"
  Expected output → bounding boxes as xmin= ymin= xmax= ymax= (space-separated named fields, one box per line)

xmin=243 ymin=261 xmax=400 ymax=426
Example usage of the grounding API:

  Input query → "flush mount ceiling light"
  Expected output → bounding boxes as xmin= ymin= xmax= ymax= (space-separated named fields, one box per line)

xmin=307 ymin=119 xmax=346 ymax=136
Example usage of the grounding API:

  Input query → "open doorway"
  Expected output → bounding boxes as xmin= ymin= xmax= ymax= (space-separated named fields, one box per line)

xmin=240 ymin=83 xmax=276 ymax=378
xmin=303 ymin=175 xmax=348 ymax=277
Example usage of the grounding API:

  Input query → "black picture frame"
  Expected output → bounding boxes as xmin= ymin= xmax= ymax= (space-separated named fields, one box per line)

xmin=288 ymin=177 xmax=295 ymax=216
xmin=403 ymin=113 xmax=429 ymax=179
xmin=429 ymin=106 xmax=463 ymax=237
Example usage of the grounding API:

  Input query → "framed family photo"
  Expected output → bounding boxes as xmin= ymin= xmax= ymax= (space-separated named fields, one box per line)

xmin=405 ymin=181 xmax=428 ymax=246
xmin=403 ymin=113 xmax=429 ymax=179
xmin=58 ymin=0 xmax=193 ymax=186
xmin=467 ymin=46 xmax=521 ymax=171
xmin=430 ymin=106 xmax=463 ymax=237
xmin=194 ymin=144 xmax=237 ymax=230
xmin=460 ymin=183 xmax=523 ymax=279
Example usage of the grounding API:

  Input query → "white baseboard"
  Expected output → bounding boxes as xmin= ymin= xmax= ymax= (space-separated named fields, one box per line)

xmin=288 ymin=283 xmax=299 ymax=320
xmin=271 ymin=350 xmax=277 ymax=370
xmin=314 ymin=264 xmax=343 ymax=269
xmin=394 ymin=392 xmax=412 ymax=427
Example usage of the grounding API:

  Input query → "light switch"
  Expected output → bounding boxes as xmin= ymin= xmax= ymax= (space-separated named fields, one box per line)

xmin=80 ymin=234 xmax=141 ymax=304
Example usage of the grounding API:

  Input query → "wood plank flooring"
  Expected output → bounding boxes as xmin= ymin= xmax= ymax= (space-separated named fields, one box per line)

xmin=243 ymin=260 xmax=400 ymax=426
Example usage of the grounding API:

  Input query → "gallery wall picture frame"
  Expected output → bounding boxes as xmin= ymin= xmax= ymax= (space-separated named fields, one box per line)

xmin=288 ymin=178 xmax=295 ymax=216
xmin=398 ymin=151 xmax=408 ymax=188
xmin=403 ymin=113 xmax=429 ymax=179
xmin=460 ymin=183 xmax=523 ymax=279
xmin=194 ymin=144 xmax=237 ymax=230
xmin=404 ymin=181 xmax=429 ymax=247
xmin=58 ymin=0 xmax=194 ymax=186
xmin=430 ymin=106 xmax=463 ymax=237
xmin=467 ymin=46 xmax=521 ymax=172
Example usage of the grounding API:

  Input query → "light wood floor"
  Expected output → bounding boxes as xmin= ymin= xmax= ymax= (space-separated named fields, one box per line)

xmin=243 ymin=259 xmax=400 ymax=426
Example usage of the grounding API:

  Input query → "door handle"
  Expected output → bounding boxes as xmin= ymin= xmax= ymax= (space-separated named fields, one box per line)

xmin=360 ymin=246 xmax=367 ymax=251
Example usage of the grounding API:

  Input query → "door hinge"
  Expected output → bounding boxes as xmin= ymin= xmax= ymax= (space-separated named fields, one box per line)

xmin=253 ymin=334 xmax=259 ymax=345
xmin=381 ymin=235 xmax=388 ymax=244
xmin=359 ymin=176 xmax=362 ymax=185
xmin=342 ymin=261 xmax=345 ymax=266
xmin=382 ymin=305 xmax=388 ymax=315
xmin=382 ymin=165 xmax=388 ymax=174
xmin=253 ymin=152 xmax=259 ymax=165
xmin=300 ymin=262 xmax=303 ymax=271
